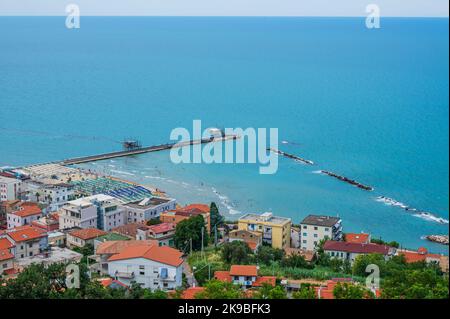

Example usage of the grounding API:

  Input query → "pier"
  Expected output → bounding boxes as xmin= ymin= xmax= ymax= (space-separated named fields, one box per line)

xmin=60 ymin=135 xmax=238 ymax=166
xmin=268 ymin=148 xmax=315 ymax=165
xmin=321 ymin=170 xmax=374 ymax=191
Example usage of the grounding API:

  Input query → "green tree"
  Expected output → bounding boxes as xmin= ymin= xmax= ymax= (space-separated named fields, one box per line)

xmin=281 ymin=253 xmax=311 ymax=269
xmin=147 ymin=217 xmax=162 ymax=226
xmin=256 ymin=246 xmax=284 ymax=266
xmin=352 ymin=254 xmax=386 ymax=277
xmin=174 ymin=215 xmax=209 ymax=251
xmin=292 ymin=284 xmax=317 ymax=299
xmin=210 ymin=202 xmax=224 ymax=232
xmin=333 ymin=282 xmax=374 ymax=299
xmin=195 ymin=280 xmax=244 ymax=299
xmin=221 ymin=241 xmax=252 ymax=265
xmin=253 ymin=283 xmax=287 ymax=299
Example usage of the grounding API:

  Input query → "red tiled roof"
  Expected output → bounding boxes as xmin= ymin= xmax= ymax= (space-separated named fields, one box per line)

xmin=345 ymin=233 xmax=370 ymax=244
xmin=230 ymin=265 xmax=258 ymax=277
xmin=323 ymin=241 xmax=391 ymax=255
xmin=399 ymin=248 xmax=442 ymax=264
xmin=69 ymin=228 xmax=107 ymax=240
xmin=0 ymin=249 xmax=14 ymax=261
xmin=10 ymin=202 xmax=42 ymax=218
xmin=0 ymin=238 xmax=14 ymax=250
xmin=253 ymin=276 xmax=276 ymax=287
xmin=183 ymin=204 xmax=210 ymax=213
xmin=214 ymin=271 xmax=231 ymax=282
xmin=7 ymin=226 xmax=47 ymax=242
xmin=181 ymin=287 xmax=205 ymax=299
xmin=96 ymin=240 xmax=156 ymax=255
xmin=111 ymin=223 xmax=143 ymax=238
xmin=148 ymin=222 xmax=175 ymax=234
xmin=107 ymin=245 xmax=184 ymax=267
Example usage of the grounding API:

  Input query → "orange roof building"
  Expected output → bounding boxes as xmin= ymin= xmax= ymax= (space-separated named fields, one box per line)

xmin=214 ymin=265 xmax=276 ymax=289
xmin=345 ymin=233 xmax=371 ymax=244
xmin=181 ymin=287 xmax=205 ymax=299
xmin=105 ymin=244 xmax=185 ymax=290
xmin=6 ymin=202 xmax=43 ymax=229
xmin=160 ymin=203 xmax=211 ymax=233
xmin=398 ymin=247 xmax=443 ymax=267
xmin=4 ymin=225 xmax=48 ymax=259
xmin=67 ymin=228 xmax=107 ymax=248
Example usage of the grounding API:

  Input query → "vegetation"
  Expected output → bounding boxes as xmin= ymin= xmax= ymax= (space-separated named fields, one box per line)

xmin=253 ymin=283 xmax=287 ymax=299
xmin=146 ymin=217 xmax=162 ymax=226
xmin=195 ymin=280 xmax=244 ymax=299
xmin=333 ymin=282 xmax=374 ymax=299
xmin=292 ymin=284 xmax=317 ymax=299
xmin=221 ymin=241 xmax=253 ymax=265
xmin=174 ymin=215 xmax=209 ymax=252
xmin=370 ymin=238 xmax=400 ymax=248
xmin=210 ymin=202 xmax=224 ymax=232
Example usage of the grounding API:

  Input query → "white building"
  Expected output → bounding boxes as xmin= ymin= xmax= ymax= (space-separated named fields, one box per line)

xmin=121 ymin=197 xmax=176 ymax=224
xmin=323 ymin=241 xmax=396 ymax=265
xmin=59 ymin=194 xmax=126 ymax=231
xmin=299 ymin=215 xmax=343 ymax=251
xmin=6 ymin=202 xmax=43 ymax=229
xmin=0 ymin=176 xmax=23 ymax=201
xmin=3 ymin=226 xmax=48 ymax=259
xmin=107 ymin=245 xmax=183 ymax=290
xmin=26 ymin=181 xmax=75 ymax=212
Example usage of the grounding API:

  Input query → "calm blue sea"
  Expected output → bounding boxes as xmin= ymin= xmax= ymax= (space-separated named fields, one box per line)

xmin=0 ymin=17 xmax=448 ymax=253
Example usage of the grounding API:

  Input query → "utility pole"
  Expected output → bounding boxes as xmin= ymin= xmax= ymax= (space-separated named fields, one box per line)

xmin=190 ymin=238 xmax=193 ymax=255
xmin=201 ymin=226 xmax=204 ymax=259
xmin=214 ymin=225 xmax=218 ymax=247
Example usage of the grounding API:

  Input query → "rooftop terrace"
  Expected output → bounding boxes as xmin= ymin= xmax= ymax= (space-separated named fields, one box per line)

xmin=239 ymin=212 xmax=291 ymax=225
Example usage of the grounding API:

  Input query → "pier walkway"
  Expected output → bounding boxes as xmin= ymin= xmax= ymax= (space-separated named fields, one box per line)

xmin=60 ymin=135 xmax=238 ymax=166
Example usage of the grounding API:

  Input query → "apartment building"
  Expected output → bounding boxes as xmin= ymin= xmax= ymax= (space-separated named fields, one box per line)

xmin=136 ymin=222 xmax=176 ymax=247
xmin=299 ymin=215 xmax=343 ymax=251
xmin=107 ymin=244 xmax=184 ymax=290
xmin=122 ymin=197 xmax=176 ymax=224
xmin=67 ymin=228 xmax=108 ymax=248
xmin=0 ymin=176 xmax=23 ymax=201
xmin=7 ymin=202 xmax=42 ymax=229
xmin=26 ymin=181 xmax=75 ymax=212
xmin=160 ymin=204 xmax=211 ymax=233
xmin=4 ymin=226 xmax=48 ymax=259
xmin=237 ymin=212 xmax=291 ymax=249
xmin=59 ymin=194 xmax=126 ymax=231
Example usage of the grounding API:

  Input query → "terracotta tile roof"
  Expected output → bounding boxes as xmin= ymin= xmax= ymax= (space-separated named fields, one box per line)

xmin=69 ymin=228 xmax=107 ymax=240
xmin=0 ymin=238 xmax=14 ymax=250
xmin=111 ymin=223 xmax=143 ymax=238
xmin=10 ymin=202 xmax=42 ymax=218
xmin=247 ymin=242 xmax=258 ymax=251
xmin=181 ymin=287 xmax=205 ymax=299
xmin=399 ymin=248 xmax=442 ymax=264
xmin=96 ymin=240 xmax=156 ymax=255
xmin=7 ymin=226 xmax=47 ymax=242
xmin=230 ymin=265 xmax=258 ymax=277
xmin=323 ymin=241 xmax=391 ymax=255
xmin=183 ymin=204 xmax=210 ymax=213
xmin=284 ymin=247 xmax=315 ymax=262
xmin=0 ymin=249 xmax=14 ymax=261
xmin=253 ymin=276 xmax=276 ymax=287
xmin=345 ymin=233 xmax=370 ymax=244
xmin=148 ymin=222 xmax=175 ymax=234
xmin=98 ymin=278 xmax=128 ymax=289
xmin=107 ymin=245 xmax=184 ymax=267
xmin=214 ymin=271 xmax=231 ymax=282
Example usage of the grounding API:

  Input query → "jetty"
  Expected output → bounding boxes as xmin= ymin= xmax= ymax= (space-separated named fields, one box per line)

xmin=426 ymin=235 xmax=449 ymax=246
xmin=60 ymin=135 xmax=238 ymax=166
xmin=268 ymin=148 xmax=314 ymax=165
xmin=321 ymin=170 xmax=374 ymax=191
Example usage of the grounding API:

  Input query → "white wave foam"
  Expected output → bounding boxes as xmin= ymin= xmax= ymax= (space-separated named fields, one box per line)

xmin=110 ymin=169 xmax=135 ymax=176
xmin=376 ymin=196 xmax=447 ymax=224
xmin=311 ymin=170 xmax=322 ymax=174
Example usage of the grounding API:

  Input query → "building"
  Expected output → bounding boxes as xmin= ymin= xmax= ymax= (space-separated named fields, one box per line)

xmin=121 ymin=197 xmax=176 ymax=224
xmin=345 ymin=232 xmax=371 ymax=244
xmin=111 ymin=223 xmax=143 ymax=239
xmin=0 ymin=246 xmax=15 ymax=275
xmin=67 ymin=228 xmax=108 ymax=248
xmin=237 ymin=212 xmax=291 ymax=249
xmin=7 ymin=202 xmax=42 ymax=229
xmin=0 ymin=176 xmax=23 ymax=201
xmin=323 ymin=240 xmax=396 ymax=264
xmin=93 ymin=240 xmax=157 ymax=275
xmin=47 ymin=231 xmax=66 ymax=247
xmin=160 ymin=204 xmax=211 ymax=233
xmin=136 ymin=222 xmax=176 ymax=247
xmin=32 ymin=213 xmax=60 ymax=232
xmin=299 ymin=215 xmax=343 ymax=251
xmin=26 ymin=181 xmax=75 ymax=212
xmin=0 ymin=200 xmax=21 ymax=229
xmin=59 ymin=194 xmax=126 ymax=231
xmin=214 ymin=265 xmax=276 ymax=289
xmin=180 ymin=287 xmax=205 ymax=299
xmin=284 ymin=247 xmax=315 ymax=263
xmin=228 ymin=229 xmax=262 ymax=252
xmin=398 ymin=247 xmax=446 ymax=272
xmin=106 ymin=244 xmax=184 ymax=290
xmin=4 ymin=226 xmax=48 ymax=259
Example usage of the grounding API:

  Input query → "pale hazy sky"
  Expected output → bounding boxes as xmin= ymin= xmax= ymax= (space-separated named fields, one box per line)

xmin=0 ymin=0 xmax=448 ymax=17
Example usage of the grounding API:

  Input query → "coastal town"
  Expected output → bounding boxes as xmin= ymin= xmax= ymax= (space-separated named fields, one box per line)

xmin=0 ymin=158 xmax=448 ymax=299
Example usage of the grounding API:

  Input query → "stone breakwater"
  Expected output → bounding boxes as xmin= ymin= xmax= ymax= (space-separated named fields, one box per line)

xmin=426 ymin=235 xmax=449 ymax=246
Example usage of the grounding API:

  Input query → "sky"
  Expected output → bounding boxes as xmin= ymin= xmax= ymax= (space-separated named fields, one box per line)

xmin=0 ymin=0 xmax=448 ymax=17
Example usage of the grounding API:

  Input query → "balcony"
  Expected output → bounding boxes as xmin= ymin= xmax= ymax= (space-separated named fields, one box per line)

xmin=115 ymin=271 xmax=134 ymax=279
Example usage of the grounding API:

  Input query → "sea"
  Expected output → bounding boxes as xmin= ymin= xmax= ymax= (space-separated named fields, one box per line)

xmin=0 ymin=17 xmax=448 ymax=254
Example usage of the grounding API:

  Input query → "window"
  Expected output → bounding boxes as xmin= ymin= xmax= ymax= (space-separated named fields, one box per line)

xmin=139 ymin=265 xmax=145 ymax=275
xmin=2 ymin=263 xmax=7 ymax=269
xmin=302 ymin=225 xmax=307 ymax=229
xmin=325 ymin=228 xmax=329 ymax=232
xmin=314 ymin=226 xmax=318 ymax=230
xmin=303 ymin=233 xmax=307 ymax=237
xmin=313 ymin=234 xmax=318 ymax=238
xmin=302 ymin=240 xmax=307 ymax=244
